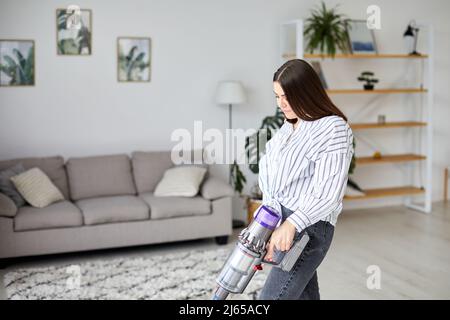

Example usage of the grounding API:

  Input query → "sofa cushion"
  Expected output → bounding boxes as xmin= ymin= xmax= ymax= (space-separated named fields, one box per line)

xmin=200 ymin=177 xmax=234 ymax=200
xmin=154 ymin=166 xmax=207 ymax=197
xmin=76 ymin=195 xmax=149 ymax=225
xmin=0 ymin=156 xmax=70 ymax=200
xmin=0 ymin=163 xmax=27 ymax=207
xmin=14 ymin=200 xmax=83 ymax=231
xmin=131 ymin=150 xmax=208 ymax=194
xmin=131 ymin=151 xmax=174 ymax=194
xmin=10 ymin=168 xmax=65 ymax=208
xmin=66 ymin=154 xmax=136 ymax=201
xmin=0 ymin=192 xmax=18 ymax=217
xmin=140 ymin=192 xmax=211 ymax=220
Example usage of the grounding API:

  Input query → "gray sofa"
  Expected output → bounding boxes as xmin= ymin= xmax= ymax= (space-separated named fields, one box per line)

xmin=0 ymin=151 xmax=234 ymax=262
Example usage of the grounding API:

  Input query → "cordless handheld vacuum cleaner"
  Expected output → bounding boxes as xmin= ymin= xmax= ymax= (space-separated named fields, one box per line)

xmin=212 ymin=205 xmax=309 ymax=300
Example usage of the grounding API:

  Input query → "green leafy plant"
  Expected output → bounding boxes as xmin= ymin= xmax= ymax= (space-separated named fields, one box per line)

xmin=0 ymin=46 xmax=34 ymax=85
xmin=245 ymin=108 xmax=285 ymax=174
xmin=357 ymin=71 xmax=379 ymax=90
xmin=228 ymin=108 xmax=284 ymax=194
xmin=230 ymin=160 xmax=247 ymax=195
xmin=118 ymin=46 xmax=150 ymax=81
xmin=304 ymin=1 xmax=351 ymax=57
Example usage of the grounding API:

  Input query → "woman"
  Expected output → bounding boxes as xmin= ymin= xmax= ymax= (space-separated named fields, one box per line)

xmin=257 ymin=59 xmax=354 ymax=300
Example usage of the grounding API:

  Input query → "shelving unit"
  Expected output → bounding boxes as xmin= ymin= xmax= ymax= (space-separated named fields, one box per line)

xmin=326 ymin=88 xmax=427 ymax=94
xmin=350 ymin=121 xmax=427 ymax=130
xmin=279 ymin=19 xmax=434 ymax=213
xmin=344 ymin=186 xmax=425 ymax=200
xmin=284 ymin=53 xmax=429 ymax=59
xmin=356 ymin=154 xmax=426 ymax=165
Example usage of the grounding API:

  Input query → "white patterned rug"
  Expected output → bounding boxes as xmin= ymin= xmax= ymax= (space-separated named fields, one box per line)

xmin=3 ymin=247 xmax=270 ymax=300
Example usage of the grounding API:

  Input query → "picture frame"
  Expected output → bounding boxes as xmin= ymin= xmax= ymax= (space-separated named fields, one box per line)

xmin=346 ymin=19 xmax=378 ymax=54
xmin=0 ymin=39 xmax=35 ymax=86
xmin=117 ymin=37 xmax=151 ymax=82
xmin=56 ymin=8 xmax=92 ymax=55
xmin=310 ymin=61 xmax=328 ymax=89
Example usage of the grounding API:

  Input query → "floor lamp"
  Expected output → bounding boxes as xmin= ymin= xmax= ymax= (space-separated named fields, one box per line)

xmin=215 ymin=80 xmax=246 ymax=227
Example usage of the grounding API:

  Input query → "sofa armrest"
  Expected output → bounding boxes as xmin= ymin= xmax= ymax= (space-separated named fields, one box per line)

xmin=0 ymin=192 xmax=17 ymax=218
xmin=200 ymin=177 xmax=234 ymax=200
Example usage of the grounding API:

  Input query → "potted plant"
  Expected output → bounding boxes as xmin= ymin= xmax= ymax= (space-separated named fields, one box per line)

xmin=357 ymin=71 xmax=379 ymax=90
xmin=230 ymin=160 xmax=246 ymax=195
xmin=304 ymin=1 xmax=351 ymax=57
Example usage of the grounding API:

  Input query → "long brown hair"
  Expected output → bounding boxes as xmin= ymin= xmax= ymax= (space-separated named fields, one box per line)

xmin=273 ymin=59 xmax=347 ymax=124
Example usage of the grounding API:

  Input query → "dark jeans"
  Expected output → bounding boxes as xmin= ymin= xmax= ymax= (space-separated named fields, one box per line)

xmin=258 ymin=205 xmax=334 ymax=300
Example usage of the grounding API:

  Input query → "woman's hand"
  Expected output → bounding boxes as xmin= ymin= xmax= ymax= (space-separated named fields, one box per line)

xmin=265 ymin=220 xmax=297 ymax=262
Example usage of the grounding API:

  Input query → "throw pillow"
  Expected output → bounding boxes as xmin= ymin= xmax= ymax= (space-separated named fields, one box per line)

xmin=10 ymin=167 xmax=65 ymax=208
xmin=0 ymin=192 xmax=18 ymax=217
xmin=154 ymin=166 xmax=207 ymax=197
xmin=0 ymin=163 xmax=27 ymax=207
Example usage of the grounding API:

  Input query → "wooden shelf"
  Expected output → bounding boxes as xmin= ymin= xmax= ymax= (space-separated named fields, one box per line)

xmin=303 ymin=53 xmax=429 ymax=59
xmin=326 ymin=88 xmax=427 ymax=94
xmin=356 ymin=154 xmax=426 ymax=165
xmin=344 ymin=186 xmax=425 ymax=200
xmin=350 ymin=121 xmax=427 ymax=130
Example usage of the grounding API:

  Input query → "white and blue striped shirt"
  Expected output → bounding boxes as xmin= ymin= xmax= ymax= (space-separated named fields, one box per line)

xmin=258 ymin=115 xmax=354 ymax=232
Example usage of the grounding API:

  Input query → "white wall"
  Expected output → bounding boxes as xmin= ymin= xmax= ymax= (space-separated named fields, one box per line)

xmin=1 ymin=0 xmax=449 ymax=217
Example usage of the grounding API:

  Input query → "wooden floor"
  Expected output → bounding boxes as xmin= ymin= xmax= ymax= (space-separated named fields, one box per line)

xmin=1 ymin=201 xmax=449 ymax=300
xmin=319 ymin=201 xmax=450 ymax=299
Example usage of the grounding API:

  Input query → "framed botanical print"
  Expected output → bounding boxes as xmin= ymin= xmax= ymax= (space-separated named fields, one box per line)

xmin=56 ymin=8 xmax=92 ymax=55
xmin=117 ymin=37 xmax=151 ymax=82
xmin=0 ymin=39 xmax=35 ymax=86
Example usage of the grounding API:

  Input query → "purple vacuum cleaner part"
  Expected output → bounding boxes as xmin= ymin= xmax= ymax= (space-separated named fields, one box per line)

xmin=254 ymin=205 xmax=280 ymax=230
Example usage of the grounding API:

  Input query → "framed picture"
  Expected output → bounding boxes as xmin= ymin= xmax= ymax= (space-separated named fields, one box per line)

xmin=310 ymin=61 xmax=328 ymax=89
xmin=0 ymin=39 xmax=35 ymax=86
xmin=346 ymin=20 xmax=377 ymax=54
xmin=56 ymin=8 xmax=92 ymax=55
xmin=117 ymin=37 xmax=151 ymax=82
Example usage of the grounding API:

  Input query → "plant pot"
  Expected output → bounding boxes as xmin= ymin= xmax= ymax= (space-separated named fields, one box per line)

xmin=246 ymin=198 xmax=262 ymax=224
xmin=363 ymin=84 xmax=374 ymax=90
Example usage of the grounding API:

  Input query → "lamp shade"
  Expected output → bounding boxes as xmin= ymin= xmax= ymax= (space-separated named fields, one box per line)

xmin=215 ymin=81 xmax=246 ymax=105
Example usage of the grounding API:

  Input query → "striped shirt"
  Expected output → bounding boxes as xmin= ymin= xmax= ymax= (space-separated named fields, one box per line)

xmin=258 ymin=115 xmax=354 ymax=232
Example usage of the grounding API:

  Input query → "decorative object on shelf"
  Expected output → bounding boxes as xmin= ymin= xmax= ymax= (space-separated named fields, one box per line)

xmin=373 ymin=151 xmax=382 ymax=159
xmin=117 ymin=37 xmax=151 ymax=82
xmin=377 ymin=115 xmax=386 ymax=124
xmin=310 ymin=61 xmax=328 ymax=89
xmin=403 ymin=20 xmax=420 ymax=56
xmin=56 ymin=8 xmax=92 ymax=55
xmin=346 ymin=19 xmax=378 ymax=54
xmin=0 ymin=40 xmax=35 ymax=86
xmin=303 ymin=1 xmax=351 ymax=58
xmin=357 ymin=71 xmax=379 ymax=90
